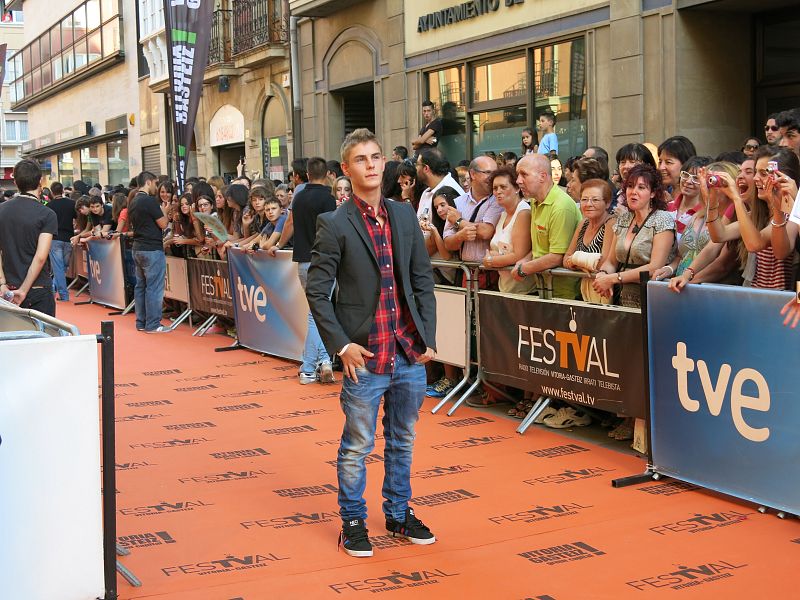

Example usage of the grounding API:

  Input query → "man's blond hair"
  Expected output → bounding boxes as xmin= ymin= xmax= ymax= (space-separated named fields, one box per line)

xmin=340 ymin=128 xmax=383 ymax=163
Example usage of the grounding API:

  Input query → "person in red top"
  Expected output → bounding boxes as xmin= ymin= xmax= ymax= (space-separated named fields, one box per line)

xmin=306 ymin=128 xmax=437 ymax=558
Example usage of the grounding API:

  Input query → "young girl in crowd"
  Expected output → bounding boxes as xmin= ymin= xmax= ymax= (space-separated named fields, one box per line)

xmin=242 ymin=186 xmax=269 ymax=239
xmin=551 ymin=156 xmax=565 ymax=187
xmin=165 ymin=193 xmax=202 ymax=258
xmin=334 ymin=176 xmax=351 ymax=206
xmin=111 ymin=192 xmax=128 ymax=232
xmin=521 ymin=127 xmax=538 ymax=155
xmin=397 ymin=162 xmax=425 ymax=210
xmin=668 ymin=155 xmax=711 ymax=239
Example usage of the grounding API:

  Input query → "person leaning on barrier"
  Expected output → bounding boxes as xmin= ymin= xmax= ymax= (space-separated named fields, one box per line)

xmin=592 ymin=163 xmax=676 ymax=307
xmin=563 ymin=178 xmax=615 ymax=304
xmin=512 ymin=153 xmax=582 ymax=299
xmin=667 ymin=161 xmax=746 ymax=292
xmin=442 ymin=155 xmax=502 ymax=285
xmin=482 ymin=166 xmax=534 ymax=295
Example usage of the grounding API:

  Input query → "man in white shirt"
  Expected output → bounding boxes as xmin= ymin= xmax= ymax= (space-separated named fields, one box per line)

xmin=415 ymin=148 xmax=464 ymax=219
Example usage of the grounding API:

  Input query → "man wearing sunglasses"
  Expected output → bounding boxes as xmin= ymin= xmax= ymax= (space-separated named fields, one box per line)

xmin=765 ymin=113 xmax=782 ymax=145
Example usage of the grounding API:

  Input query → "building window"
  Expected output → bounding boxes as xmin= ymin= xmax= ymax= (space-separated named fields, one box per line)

xmin=4 ymin=120 xmax=28 ymax=142
xmin=80 ymin=145 xmax=100 ymax=186
xmin=426 ymin=37 xmax=587 ymax=165
xmin=1 ymin=11 xmax=24 ymax=24
xmin=106 ymin=140 xmax=129 ymax=186
xmin=9 ymin=0 xmax=123 ymax=106
xmin=58 ymin=152 xmax=75 ymax=186
xmin=426 ymin=65 xmax=467 ymax=165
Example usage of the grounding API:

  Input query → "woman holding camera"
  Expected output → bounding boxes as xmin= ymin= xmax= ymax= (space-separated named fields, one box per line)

xmin=703 ymin=147 xmax=798 ymax=290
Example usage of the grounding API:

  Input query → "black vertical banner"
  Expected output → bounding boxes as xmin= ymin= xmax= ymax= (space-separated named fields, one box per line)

xmin=164 ymin=0 xmax=213 ymax=193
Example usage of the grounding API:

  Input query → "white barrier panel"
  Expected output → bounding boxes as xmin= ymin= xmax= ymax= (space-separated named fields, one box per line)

xmin=165 ymin=256 xmax=191 ymax=304
xmin=0 ymin=335 xmax=104 ymax=600
xmin=434 ymin=287 xmax=468 ymax=368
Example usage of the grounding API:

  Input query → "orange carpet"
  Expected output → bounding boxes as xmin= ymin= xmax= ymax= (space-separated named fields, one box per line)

xmin=55 ymin=300 xmax=798 ymax=599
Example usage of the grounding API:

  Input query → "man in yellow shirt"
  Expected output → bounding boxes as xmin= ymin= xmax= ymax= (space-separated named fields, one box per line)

xmin=512 ymin=154 xmax=581 ymax=299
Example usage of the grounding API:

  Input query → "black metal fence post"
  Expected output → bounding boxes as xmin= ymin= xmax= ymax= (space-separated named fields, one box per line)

xmin=99 ymin=321 xmax=118 ymax=600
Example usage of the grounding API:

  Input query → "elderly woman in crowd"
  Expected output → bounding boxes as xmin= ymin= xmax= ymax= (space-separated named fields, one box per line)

xmin=592 ymin=163 xmax=676 ymax=307
xmin=563 ymin=178 xmax=615 ymax=303
xmin=482 ymin=166 xmax=534 ymax=294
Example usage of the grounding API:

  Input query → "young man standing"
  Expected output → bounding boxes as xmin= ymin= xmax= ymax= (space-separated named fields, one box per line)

xmin=0 ymin=159 xmax=57 ymax=315
xmin=306 ymin=128 xmax=437 ymax=558
xmin=127 ymin=171 xmax=169 ymax=333
xmin=536 ymin=111 xmax=559 ymax=156
xmin=46 ymin=181 xmax=76 ymax=302
xmin=411 ymin=100 xmax=443 ymax=153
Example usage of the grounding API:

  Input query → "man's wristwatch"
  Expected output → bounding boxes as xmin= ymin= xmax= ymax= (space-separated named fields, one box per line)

xmin=454 ymin=218 xmax=463 ymax=230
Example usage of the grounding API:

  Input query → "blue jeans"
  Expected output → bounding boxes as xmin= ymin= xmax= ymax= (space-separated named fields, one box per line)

xmin=132 ymin=250 xmax=166 ymax=331
xmin=297 ymin=262 xmax=331 ymax=374
xmin=337 ymin=353 xmax=426 ymax=522
xmin=49 ymin=240 xmax=72 ymax=300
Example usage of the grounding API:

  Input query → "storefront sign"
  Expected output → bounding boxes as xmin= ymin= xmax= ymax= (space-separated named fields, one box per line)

xmin=417 ymin=0 xmax=523 ymax=33
xmin=269 ymin=137 xmax=280 ymax=157
xmin=478 ymin=291 xmax=646 ymax=418
xmin=209 ymin=104 xmax=245 ymax=147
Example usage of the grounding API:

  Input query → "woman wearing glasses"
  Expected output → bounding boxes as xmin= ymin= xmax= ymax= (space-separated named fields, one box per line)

xmin=667 ymin=156 xmax=710 ymax=241
xmin=741 ymin=137 xmax=760 ymax=159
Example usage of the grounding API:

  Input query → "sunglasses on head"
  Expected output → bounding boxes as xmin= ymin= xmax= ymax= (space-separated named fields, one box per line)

xmin=765 ymin=125 xmax=779 ymax=132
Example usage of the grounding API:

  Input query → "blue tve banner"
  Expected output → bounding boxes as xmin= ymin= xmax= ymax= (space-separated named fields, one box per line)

xmin=86 ymin=237 xmax=127 ymax=310
xmin=647 ymin=281 xmax=799 ymax=514
xmin=227 ymin=248 xmax=308 ymax=362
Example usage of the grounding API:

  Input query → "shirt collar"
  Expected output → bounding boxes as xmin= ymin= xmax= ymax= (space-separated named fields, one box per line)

xmin=352 ymin=194 xmax=387 ymax=219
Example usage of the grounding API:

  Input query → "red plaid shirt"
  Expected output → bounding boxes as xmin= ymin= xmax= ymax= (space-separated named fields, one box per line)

xmin=353 ymin=195 xmax=424 ymax=373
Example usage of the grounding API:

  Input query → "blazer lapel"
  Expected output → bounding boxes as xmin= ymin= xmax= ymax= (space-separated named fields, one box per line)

xmin=346 ymin=200 xmax=379 ymax=269
xmin=386 ymin=201 xmax=406 ymax=268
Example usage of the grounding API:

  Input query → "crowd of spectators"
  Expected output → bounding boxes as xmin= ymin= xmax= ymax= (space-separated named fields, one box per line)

xmin=2 ymin=101 xmax=799 ymax=441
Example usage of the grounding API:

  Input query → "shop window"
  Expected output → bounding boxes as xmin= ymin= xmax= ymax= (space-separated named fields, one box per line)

xmin=80 ymin=145 xmax=100 ymax=186
xmin=472 ymin=55 xmax=526 ymax=105
xmin=58 ymin=152 xmax=74 ymax=187
xmin=471 ymin=107 xmax=527 ymax=157
xmin=426 ymin=65 xmax=467 ymax=165
xmin=532 ymin=38 xmax=587 ymax=160
xmin=106 ymin=140 xmax=129 ymax=186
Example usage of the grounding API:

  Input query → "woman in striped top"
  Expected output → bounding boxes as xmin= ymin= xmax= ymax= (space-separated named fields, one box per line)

xmin=705 ymin=147 xmax=798 ymax=290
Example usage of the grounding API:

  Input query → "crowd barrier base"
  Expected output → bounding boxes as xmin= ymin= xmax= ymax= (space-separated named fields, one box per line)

xmin=192 ymin=314 xmax=217 ymax=336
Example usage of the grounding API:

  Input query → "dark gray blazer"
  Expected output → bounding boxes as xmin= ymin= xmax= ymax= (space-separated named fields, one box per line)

xmin=305 ymin=197 xmax=437 ymax=358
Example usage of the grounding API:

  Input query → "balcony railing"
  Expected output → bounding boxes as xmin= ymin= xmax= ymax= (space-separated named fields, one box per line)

xmin=233 ymin=0 xmax=288 ymax=56
xmin=208 ymin=9 xmax=233 ymax=66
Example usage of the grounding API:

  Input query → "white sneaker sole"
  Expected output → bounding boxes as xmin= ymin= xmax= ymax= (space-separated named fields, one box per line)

xmin=342 ymin=547 xmax=373 ymax=557
xmin=387 ymin=530 xmax=437 ymax=545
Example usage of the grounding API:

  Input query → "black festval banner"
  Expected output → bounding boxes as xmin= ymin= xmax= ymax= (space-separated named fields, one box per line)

xmin=478 ymin=291 xmax=646 ymax=418
xmin=164 ymin=0 xmax=213 ymax=192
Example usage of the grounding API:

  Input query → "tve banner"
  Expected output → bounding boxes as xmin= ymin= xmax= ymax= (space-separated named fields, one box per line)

xmin=86 ymin=237 xmax=126 ymax=309
xmin=479 ymin=291 xmax=646 ymax=417
xmin=227 ymin=248 xmax=308 ymax=362
xmin=648 ymin=282 xmax=800 ymax=514
xmin=0 ymin=335 xmax=104 ymax=599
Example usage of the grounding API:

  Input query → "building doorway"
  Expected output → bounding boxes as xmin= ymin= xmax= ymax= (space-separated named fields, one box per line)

xmin=216 ymin=144 xmax=246 ymax=183
xmin=332 ymin=82 xmax=375 ymax=137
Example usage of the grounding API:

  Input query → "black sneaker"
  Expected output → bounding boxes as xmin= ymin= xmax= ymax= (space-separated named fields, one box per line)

xmin=339 ymin=518 xmax=373 ymax=557
xmin=385 ymin=508 xmax=436 ymax=545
